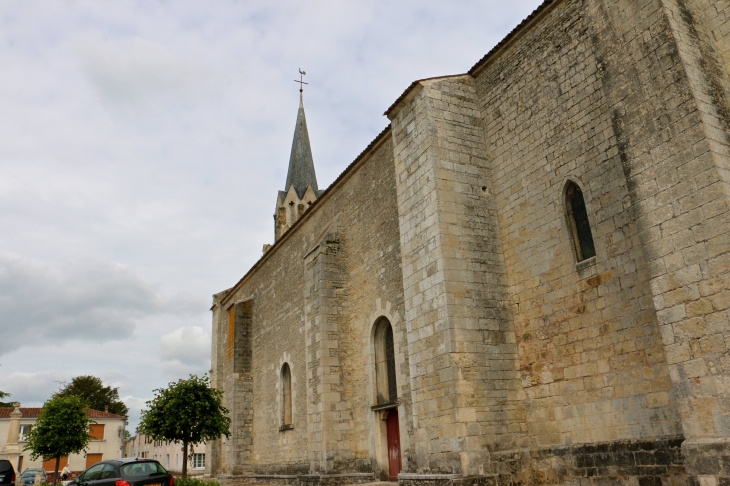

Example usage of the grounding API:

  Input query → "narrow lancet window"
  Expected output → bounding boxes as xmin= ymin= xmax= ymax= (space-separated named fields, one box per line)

xmin=374 ymin=318 xmax=397 ymax=405
xmin=281 ymin=363 xmax=292 ymax=426
xmin=566 ymin=182 xmax=596 ymax=261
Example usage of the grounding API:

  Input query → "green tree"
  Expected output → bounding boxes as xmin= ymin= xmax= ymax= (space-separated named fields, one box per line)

xmin=139 ymin=375 xmax=230 ymax=477
xmin=24 ymin=396 xmax=94 ymax=486
xmin=0 ymin=390 xmax=13 ymax=407
xmin=54 ymin=375 xmax=129 ymax=416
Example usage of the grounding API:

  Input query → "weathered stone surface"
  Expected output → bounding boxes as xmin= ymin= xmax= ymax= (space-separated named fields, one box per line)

xmin=208 ymin=1 xmax=730 ymax=485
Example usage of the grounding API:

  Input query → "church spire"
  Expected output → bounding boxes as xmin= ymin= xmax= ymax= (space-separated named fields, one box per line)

xmin=284 ymin=94 xmax=318 ymax=199
xmin=270 ymin=72 xmax=321 ymax=246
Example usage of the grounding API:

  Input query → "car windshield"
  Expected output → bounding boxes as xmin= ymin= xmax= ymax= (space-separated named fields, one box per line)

xmin=0 ymin=461 xmax=12 ymax=473
xmin=21 ymin=471 xmax=38 ymax=477
xmin=121 ymin=462 xmax=166 ymax=478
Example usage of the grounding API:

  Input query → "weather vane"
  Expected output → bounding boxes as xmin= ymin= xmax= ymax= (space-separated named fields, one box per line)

xmin=294 ymin=68 xmax=308 ymax=93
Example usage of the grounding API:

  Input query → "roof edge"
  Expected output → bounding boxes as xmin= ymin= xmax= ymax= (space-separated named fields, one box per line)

xmin=0 ymin=407 xmax=127 ymax=420
xmin=468 ymin=0 xmax=559 ymax=76
xmin=383 ymin=0 xmax=559 ymax=119
xmin=383 ymin=74 xmax=469 ymax=119
xmin=217 ymin=124 xmax=392 ymax=307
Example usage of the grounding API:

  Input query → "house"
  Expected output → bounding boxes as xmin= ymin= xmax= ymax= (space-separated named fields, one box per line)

xmin=124 ymin=434 xmax=205 ymax=476
xmin=0 ymin=405 xmax=126 ymax=475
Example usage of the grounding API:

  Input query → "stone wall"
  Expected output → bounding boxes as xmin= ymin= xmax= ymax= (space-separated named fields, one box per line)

xmin=473 ymin=0 xmax=729 ymax=483
xmin=474 ymin=0 xmax=683 ymax=446
xmin=211 ymin=135 xmax=409 ymax=481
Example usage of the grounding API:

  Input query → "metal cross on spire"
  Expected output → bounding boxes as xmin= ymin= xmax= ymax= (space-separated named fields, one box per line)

xmin=294 ymin=68 xmax=308 ymax=94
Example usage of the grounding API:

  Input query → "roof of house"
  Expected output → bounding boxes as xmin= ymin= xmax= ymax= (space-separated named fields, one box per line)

xmin=0 ymin=407 xmax=126 ymax=419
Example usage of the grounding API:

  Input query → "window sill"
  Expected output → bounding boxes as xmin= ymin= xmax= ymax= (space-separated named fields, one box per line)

xmin=279 ymin=424 xmax=294 ymax=432
xmin=371 ymin=400 xmax=399 ymax=411
xmin=575 ymin=256 xmax=597 ymax=275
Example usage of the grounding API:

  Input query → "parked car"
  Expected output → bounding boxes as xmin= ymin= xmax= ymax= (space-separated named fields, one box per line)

xmin=67 ymin=459 xmax=174 ymax=486
xmin=20 ymin=468 xmax=46 ymax=486
xmin=0 ymin=460 xmax=16 ymax=486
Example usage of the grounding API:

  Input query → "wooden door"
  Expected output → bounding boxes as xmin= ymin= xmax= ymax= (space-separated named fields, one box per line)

xmin=386 ymin=410 xmax=402 ymax=481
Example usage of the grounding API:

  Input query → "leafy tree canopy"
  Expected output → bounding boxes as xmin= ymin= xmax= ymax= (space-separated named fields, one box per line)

xmin=54 ymin=375 xmax=129 ymax=416
xmin=24 ymin=396 xmax=94 ymax=485
xmin=139 ymin=374 xmax=230 ymax=477
xmin=0 ymin=390 xmax=14 ymax=407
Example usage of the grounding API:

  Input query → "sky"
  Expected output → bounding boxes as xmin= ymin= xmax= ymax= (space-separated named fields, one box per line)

xmin=0 ymin=0 xmax=544 ymax=431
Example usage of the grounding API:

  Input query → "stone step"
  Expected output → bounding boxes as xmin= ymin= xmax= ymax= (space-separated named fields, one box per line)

xmin=343 ymin=482 xmax=393 ymax=486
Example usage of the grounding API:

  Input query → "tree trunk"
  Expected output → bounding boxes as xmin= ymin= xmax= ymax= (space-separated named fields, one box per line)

xmin=182 ymin=441 xmax=188 ymax=478
xmin=53 ymin=456 xmax=60 ymax=486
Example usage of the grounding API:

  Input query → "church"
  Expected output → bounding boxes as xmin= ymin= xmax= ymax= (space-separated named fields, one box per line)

xmin=208 ymin=1 xmax=730 ymax=485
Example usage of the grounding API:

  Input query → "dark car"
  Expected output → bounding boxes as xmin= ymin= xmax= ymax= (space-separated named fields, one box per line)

xmin=68 ymin=459 xmax=174 ymax=486
xmin=0 ymin=460 xmax=15 ymax=486
xmin=21 ymin=468 xmax=47 ymax=486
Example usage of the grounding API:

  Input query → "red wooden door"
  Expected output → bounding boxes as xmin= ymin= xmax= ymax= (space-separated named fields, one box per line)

xmin=386 ymin=410 xmax=402 ymax=481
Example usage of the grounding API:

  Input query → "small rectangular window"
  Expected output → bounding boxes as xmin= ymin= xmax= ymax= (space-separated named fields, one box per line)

xmin=85 ymin=453 xmax=103 ymax=469
xmin=89 ymin=424 xmax=105 ymax=440
xmin=193 ymin=453 xmax=205 ymax=469
xmin=42 ymin=456 xmax=68 ymax=471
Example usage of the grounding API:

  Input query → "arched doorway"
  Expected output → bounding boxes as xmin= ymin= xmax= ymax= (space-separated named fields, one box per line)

xmin=373 ymin=317 xmax=401 ymax=481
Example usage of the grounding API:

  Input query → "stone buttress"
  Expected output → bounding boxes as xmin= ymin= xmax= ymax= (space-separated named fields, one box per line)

xmin=387 ymin=75 xmax=526 ymax=482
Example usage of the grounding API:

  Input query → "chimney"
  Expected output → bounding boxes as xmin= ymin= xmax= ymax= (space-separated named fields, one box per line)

xmin=105 ymin=405 xmax=108 ymax=413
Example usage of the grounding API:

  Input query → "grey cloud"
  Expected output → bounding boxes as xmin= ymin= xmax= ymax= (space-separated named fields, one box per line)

xmin=160 ymin=326 xmax=211 ymax=367
xmin=0 ymin=254 xmax=206 ymax=355
xmin=76 ymin=36 xmax=219 ymax=106
xmin=121 ymin=396 xmax=150 ymax=429
xmin=0 ymin=371 xmax=67 ymax=405
xmin=159 ymin=326 xmax=211 ymax=378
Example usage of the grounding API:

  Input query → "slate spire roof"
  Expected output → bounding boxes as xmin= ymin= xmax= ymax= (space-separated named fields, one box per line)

xmin=283 ymin=94 xmax=318 ymax=199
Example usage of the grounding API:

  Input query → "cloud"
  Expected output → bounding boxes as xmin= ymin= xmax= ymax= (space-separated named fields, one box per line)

xmin=0 ymin=371 xmax=67 ymax=405
xmin=76 ymin=35 xmax=219 ymax=107
xmin=159 ymin=326 xmax=211 ymax=376
xmin=0 ymin=254 xmax=205 ymax=355
xmin=121 ymin=396 xmax=150 ymax=430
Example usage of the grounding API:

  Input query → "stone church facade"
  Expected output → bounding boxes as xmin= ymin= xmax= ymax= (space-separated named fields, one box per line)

xmin=208 ymin=1 xmax=730 ymax=485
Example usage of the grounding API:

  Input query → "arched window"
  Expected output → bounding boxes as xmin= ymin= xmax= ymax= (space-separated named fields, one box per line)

xmin=374 ymin=318 xmax=397 ymax=405
xmin=565 ymin=182 xmax=596 ymax=262
xmin=281 ymin=363 xmax=292 ymax=426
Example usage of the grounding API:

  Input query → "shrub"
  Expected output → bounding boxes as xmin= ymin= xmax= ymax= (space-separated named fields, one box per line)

xmin=173 ymin=477 xmax=220 ymax=486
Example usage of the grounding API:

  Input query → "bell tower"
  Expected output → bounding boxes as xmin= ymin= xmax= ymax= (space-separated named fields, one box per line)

xmin=272 ymin=73 xmax=320 ymax=244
